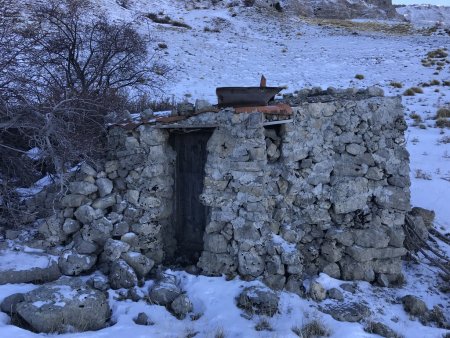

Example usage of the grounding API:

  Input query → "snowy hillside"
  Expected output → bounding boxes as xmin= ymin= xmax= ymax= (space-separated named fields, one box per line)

xmin=0 ymin=1 xmax=449 ymax=338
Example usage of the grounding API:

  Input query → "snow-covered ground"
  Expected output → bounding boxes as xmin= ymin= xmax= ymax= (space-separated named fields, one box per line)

xmin=1 ymin=2 xmax=449 ymax=338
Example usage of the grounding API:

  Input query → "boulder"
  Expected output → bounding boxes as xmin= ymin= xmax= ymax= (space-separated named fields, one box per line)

xmin=401 ymin=295 xmax=428 ymax=317
xmin=0 ymin=251 xmax=61 ymax=285
xmin=58 ymin=250 xmax=97 ymax=276
xmin=74 ymin=205 xmax=97 ymax=224
xmin=1 ymin=293 xmax=25 ymax=314
xmin=122 ymin=252 xmax=154 ymax=278
xmin=92 ymin=194 xmax=116 ymax=210
xmin=237 ymin=286 xmax=279 ymax=317
xmin=309 ymin=280 xmax=327 ymax=302
xmin=15 ymin=277 xmax=110 ymax=333
xmin=170 ymin=294 xmax=193 ymax=319
xmin=61 ymin=194 xmax=87 ymax=208
xmin=327 ymin=288 xmax=344 ymax=301
xmin=96 ymin=178 xmax=114 ymax=197
xmin=62 ymin=218 xmax=80 ymax=235
xmin=109 ymin=260 xmax=138 ymax=289
xmin=321 ymin=302 xmax=370 ymax=322
xmin=365 ymin=321 xmax=402 ymax=338
xmin=134 ymin=312 xmax=153 ymax=326
xmin=148 ymin=276 xmax=182 ymax=306
xmin=103 ymin=239 xmax=130 ymax=261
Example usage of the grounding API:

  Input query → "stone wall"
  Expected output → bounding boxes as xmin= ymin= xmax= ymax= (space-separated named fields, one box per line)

xmin=38 ymin=88 xmax=410 ymax=290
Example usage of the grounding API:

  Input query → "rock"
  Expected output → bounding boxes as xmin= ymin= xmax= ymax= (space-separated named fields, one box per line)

xmin=61 ymin=194 xmax=87 ymax=208
xmin=367 ymin=86 xmax=384 ymax=97
xmin=327 ymin=288 xmax=344 ymax=301
xmin=149 ymin=276 xmax=182 ymax=306
xmin=238 ymin=249 xmax=265 ymax=277
xmin=354 ymin=228 xmax=390 ymax=248
xmin=321 ymin=302 xmax=370 ymax=322
xmin=322 ymin=263 xmax=341 ymax=279
xmin=237 ymin=286 xmax=279 ymax=317
xmin=81 ymin=217 xmax=113 ymax=245
xmin=58 ymin=250 xmax=97 ymax=276
xmin=331 ymin=177 xmax=369 ymax=214
xmin=309 ymin=281 xmax=327 ymax=302
xmin=140 ymin=108 xmax=154 ymax=120
xmin=365 ymin=321 xmax=401 ymax=338
xmin=15 ymin=277 xmax=110 ymax=333
xmin=340 ymin=283 xmax=357 ymax=294
xmin=203 ymin=233 xmax=228 ymax=253
xmin=5 ymin=230 xmax=20 ymax=240
xmin=401 ymin=295 xmax=428 ymax=317
xmin=69 ymin=181 xmax=98 ymax=195
xmin=1 ymin=293 xmax=24 ymax=314
xmin=122 ymin=252 xmax=154 ymax=278
xmin=103 ymin=239 xmax=130 ymax=261
xmin=409 ymin=207 xmax=435 ymax=228
xmin=80 ymin=163 xmax=97 ymax=176
xmin=96 ymin=178 xmax=114 ymax=197
xmin=113 ymin=221 xmax=129 ymax=236
xmin=0 ymin=251 xmax=61 ymax=285
xmin=92 ymin=194 xmax=116 ymax=210
xmin=285 ymin=275 xmax=305 ymax=297
xmin=73 ymin=234 xmax=98 ymax=254
xmin=74 ymin=205 xmax=97 ymax=224
xmin=127 ymin=287 xmax=146 ymax=302
xmin=134 ymin=312 xmax=153 ymax=326
xmin=62 ymin=218 xmax=80 ymax=235
xmin=170 ymin=294 xmax=193 ymax=319
xmin=87 ymin=274 xmax=110 ymax=291
xmin=109 ymin=259 xmax=138 ymax=289
xmin=195 ymin=99 xmax=215 ymax=114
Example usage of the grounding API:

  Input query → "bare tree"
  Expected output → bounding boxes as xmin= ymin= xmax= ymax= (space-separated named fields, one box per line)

xmin=0 ymin=0 xmax=170 ymax=226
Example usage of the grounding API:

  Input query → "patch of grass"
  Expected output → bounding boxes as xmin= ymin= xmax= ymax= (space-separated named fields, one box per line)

xmin=403 ymin=88 xmax=416 ymax=96
xmin=390 ymin=81 xmax=403 ymax=88
xmin=214 ymin=327 xmax=225 ymax=338
xmin=412 ymin=87 xmax=424 ymax=93
xmin=430 ymin=79 xmax=441 ymax=85
xmin=302 ymin=18 xmax=412 ymax=35
xmin=410 ymin=113 xmax=422 ymax=122
xmin=442 ymin=80 xmax=450 ymax=86
xmin=355 ymin=74 xmax=364 ymax=80
xmin=415 ymin=169 xmax=432 ymax=180
xmin=292 ymin=320 xmax=331 ymax=338
xmin=436 ymin=118 xmax=450 ymax=129
xmin=427 ymin=48 xmax=448 ymax=58
xmin=157 ymin=43 xmax=168 ymax=49
xmin=438 ymin=136 xmax=450 ymax=144
xmin=145 ymin=13 xmax=191 ymax=29
xmin=436 ymin=108 xmax=450 ymax=119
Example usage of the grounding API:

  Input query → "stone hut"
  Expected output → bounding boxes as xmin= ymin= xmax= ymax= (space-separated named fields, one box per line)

xmin=40 ymin=87 xmax=410 ymax=290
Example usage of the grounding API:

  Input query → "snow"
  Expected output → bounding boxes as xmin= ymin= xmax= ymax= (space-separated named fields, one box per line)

xmin=0 ymin=251 xmax=55 ymax=272
xmin=0 ymin=1 xmax=449 ymax=337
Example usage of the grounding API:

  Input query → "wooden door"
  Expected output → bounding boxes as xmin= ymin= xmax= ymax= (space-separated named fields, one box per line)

xmin=170 ymin=129 xmax=212 ymax=263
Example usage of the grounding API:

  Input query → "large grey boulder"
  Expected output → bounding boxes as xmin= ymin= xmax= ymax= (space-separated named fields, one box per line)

xmin=15 ymin=277 xmax=110 ymax=333
xmin=0 ymin=251 xmax=61 ymax=285
xmin=148 ymin=275 xmax=182 ymax=306
xmin=109 ymin=259 xmax=138 ymax=289
xmin=103 ymin=239 xmax=130 ymax=261
xmin=74 ymin=205 xmax=97 ymax=224
xmin=1 ymin=293 xmax=24 ymax=314
xmin=237 ymin=285 xmax=279 ymax=317
xmin=58 ymin=250 xmax=97 ymax=276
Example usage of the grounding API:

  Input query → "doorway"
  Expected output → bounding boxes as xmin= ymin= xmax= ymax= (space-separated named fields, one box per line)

xmin=169 ymin=129 xmax=213 ymax=265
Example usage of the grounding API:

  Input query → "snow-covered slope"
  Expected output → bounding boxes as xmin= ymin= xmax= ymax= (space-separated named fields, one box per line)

xmin=397 ymin=5 xmax=450 ymax=27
